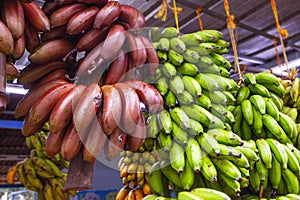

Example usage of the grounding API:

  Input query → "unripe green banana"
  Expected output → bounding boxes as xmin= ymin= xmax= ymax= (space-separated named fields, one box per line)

xmin=44 ymin=158 xmax=63 ymax=177
xmin=181 ymin=105 xmax=213 ymax=128
xmin=188 ymin=45 xmax=209 ymax=56
xmin=286 ymin=143 xmax=300 ymax=163
xmin=216 ymin=144 xmax=242 ymax=158
xmin=177 ymin=90 xmax=194 ymax=105
xmin=203 ymin=90 xmax=228 ymax=105
xmin=200 ymin=153 xmax=217 ymax=183
xmin=210 ymin=53 xmax=232 ymax=70
xmin=255 ymin=158 xmax=268 ymax=182
xmin=148 ymin=161 xmax=169 ymax=196
xmin=186 ymin=138 xmax=202 ymax=172
xmin=164 ymin=90 xmax=177 ymax=108
xmin=263 ymin=114 xmax=283 ymax=139
xmin=286 ymin=193 xmax=300 ymax=200
xmin=158 ymin=110 xmax=172 ymax=134
xmin=168 ymin=49 xmax=184 ymax=66
xmin=256 ymin=138 xmax=272 ymax=169
xmin=191 ymin=187 xmax=231 ymax=200
xmin=235 ymin=146 xmax=260 ymax=162
xmin=170 ymin=107 xmax=190 ymax=130
xmin=194 ymin=74 xmax=220 ymax=91
xmin=196 ymin=94 xmax=212 ymax=110
xmin=182 ymin=48 xmax=201 ymax=63
xmin=196 ymin=133 xmax=220 ymax=156
xmin=277 ymin=176 xmax=288 ymax=195
xmin=252 ymin=107 xmax=264 ymax=137
xmin=282 ymin=167 xmax=299 ymax=194
xmin=270 ymin=92 xmax=284 ymax=111
xmin=207 ymin=129 xmax=243 ymax=146
xmin=160 ymin=160 xmax=182 ymax=188
xmin=23 ymin=158 xmax=37 ymax=176
xmin=266 ymin=138 xmax=288 ymax=169
xmin=282 ymin=144 xmax=300 ymax=173
xmin=44 ymin=182 xmax=55 ymax=200
xmin=182 ymin=76 xmax=202 ymax=98
xmin=170 ymin=37 xmax=186 ymax=54
xmin=177 ymin=191 xmax=204 ymax=200
xmin=157 ymin=50 xmax=168 ymax=63
xmin=212 ymin=159 xmax=242 ymax=181
xmin=236 ymin=86 xmax=250 ymax=105
xmin=162 ymin=62 xmax=177 ymax=78
xmin=286 ymin=107 xmax=298 ymax=121
xmin=169 ymin=75 xmax=185 ymax=96
xmin=194 ymin=30 xmax=220 ymax=42
xmin=255 ymin=72 xmax=280 ymax=86
xmin=249 ymin=168 xmax=260 ymax=192
xmin=248 ymin=83 xmax=271 ymax=97
xmin=158 ymin=131 xmax=172 ymax=151
xmin=279 ymin=113 xmax=297 ymax=142
xmin=269 ymin=154 xmax=281 ymax=190
xmin=177 ymin=62 xmax=199 ymax=76
xmin=147 ymin=114 xmax=160 ymax=138
xmin=198 ymin=43 xmax=217 ymax=54
xmin=218 ymin=172 xmax=241 ymax=193
xmin=223 ymin=91 xmax=236 ymax=106
xmin=291 ymin=78 xmax=300 ymax=102
xmin=226 ymin=153 xmax=250 ymax=169
xmin=264 ymin=97 xmax=280 ymax=121
xmin=233 ymin=105 xmax=243 ymax=133
xmin=242 ymin=99 xmax=254 ymax=125
xmin=156 ymin=77 xmax=169 ymax=96
xmin=150 ymin=27 xmax=161 ymax=42
xmin=161 ymin=27 xmax=179 ymax=38
xmin=180 ymin=160 xmax=195 ymax=190
xmin=171 ymin=121 xmax=188 ymax=145
xmin=249 ymin=95 xmax=266 ymax=114
xmin=26 ymin=173 xmax=43 ymax=190
xmin=205 ymin=74 xmax=232 ymax=91
xmin=238 ymin=167 xmax=250 ymax=178
xmin=244 ymin=73 xmax=256 ymax=85
xmin=159 ymin=37 xmax=170 ymax=51
xmin=265 ymin=83 xmax=285 ymax=98
xmin=188 ymin=118 xmax=204 ymax=135
xmin=180 ymin=33 xmax=202 ymax=46
xmin=170 ymin=141 xmax=185 ymax=173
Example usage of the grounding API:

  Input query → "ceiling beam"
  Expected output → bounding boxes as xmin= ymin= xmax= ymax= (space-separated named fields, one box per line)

xmin=226 ymin=53 xmax=266 ymax=65
xmin=0 ymin=155 xmax=28 ymax=161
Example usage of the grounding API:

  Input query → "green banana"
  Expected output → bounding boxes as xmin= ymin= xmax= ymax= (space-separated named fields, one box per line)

xmin=203 ymin=90 xmax=228 ymax=105
xmin=170 ymin=107 xmax=190 ymax=130
xmin=248 ymin=83 xmax=271 ymax=97
xmin=147 ymin=114 xmax=160 ymax=138
xmin=249 ymin=169 xmax=260 ymax=192
xmin=195 ymin=74 xmax=220 ymax=91
xmin=191 ymin=187 xmax=231 ymax=200
xmin=216 ymin=144 xmax=242 ymax=158
xmin=23 ymin=158 xmax=37 ymax=176
xmin=183 ymin=49 xmax=200 ymax=63
xmin=161 ymin=27 xmax=179 ymax=38
xmin=158 ymin=131 xmax=172 ymax=150
xmin=266 ymin=138 xmax=288 ymax=169
xmin=235 ymin=146 xmax=260 ymax=162
xmin=207 ymin=129 xmax=243 ymax=146
xmin=218 ymin=172 xmax=241 ymax=193
xmin=242 ymin=99 xmax=254 ymax=125
xmin=44 ymin=182 xmax=55 ymax=200
xmin=210 ymin=53 xmax=232 ymax=70
xmin=264 ymin=97 xmax=280 ymax=121
xmin=159 ymin=37 xmax=170 ymax=51
xmin=269 ymin=154 xmax=282 ymax=190
xmin=270 ymin=92 xmax=284 ymax=111
xmin=171 ymin=121 xmax=188 ymax=144
xmin=196 ymin=133 xmax=221 ymax=156
xmin=238 ymin=167 xmax=250 ymax=178
xmin=226 ymin=153 xmax=250 ymax=169
xmin=200 ymin=153 xmax=217 ymax=183
xmin=282 ymin=144 xmax=300 ymax=173
xmin=194 ymin=30 xmax=220 ymax=42
xmin=149 ymin=161 xmax=170 ymax=196
xmin=286 ymin=143 xmax=300 ymax=163
xmin=177 ymin=62 xmax=198 ymax=76
xmin=156 ymin=77 xmax=169 ymax=95
xmin=182 ymin=75 xmax=202 ymax=97
xmin=249 ymin=95 xmax=266 ymax=114
xmin=255 ymin=158 xmax=268 ymax=182
xmin=286 ymin=107 xmax=297 ymax=121
xmin=170 ymin=37 xmax=186 ymax=54
xmin=223 ymin=91 xmax=236 ymax=106
xmin=263 ymin=114 xmax=283 ymax=139
xmin=252 ymin=107 xmax=264 ymax=137
xmin=26 ymin=173 xmax=43 ymax=190
xmin=188 ymin=46 xmax=209 ymax=56
xmin=212 ymin=159 xmax=242 ymax=181
xmin=196 ymin=94 xmax=212 ymax=110
xmin=169 ymin=75 xmax=185 ymax=96
xmin=180 ymin=33 xmax=202 ymax=47
xmin=279 ymin=113 xmax=297 ymax=141
xmin=281 ymin=168 xmax=299 ymax=194
xmin=180 ymin=160 xmax=195 ymax=190
xmin=150 ymin=27 xmax=161 ymax=42
xmin=219 ymin=67 xmax=231 ymax=77
xmin=178 ymin=191 xmax=204 ymax=200
xmin=160 ymin=160 xmax=182 ymax=188
xmin=157 ymin=50 xmax=168 ymax=63
xmin=244 ymin=73 xmax=256 ymax=85
xmin=44 ymin=158 xmax=63 ymax=177
xmin=277 ymin=176 xmax=288 ymax=195
xmin=204 ymin=73 xmax=232 ymax=91
xmin=233 ymin=105 xmax=243 ymax=133
xmin=264 ymin=83 xmax=285 ymax=98
xmin=188 ymin=118 xmax=204 ymax=135
xmin=291 ymin=78 xmax=300 ymax=102
xmin=256 ymin=138 xmax=272 ymax=169
xmin=177 ymin=90 xmax=194 ymax=105
xmin=158 ymin=110 xmax=172 ymax=134
xmin=199 ymin=43 xmax=217 ymax=54
xmin=168 ymin=49 xmax=184 ymax=66
xmin=164 ymin=90 xmax=177 ymax=108
xmin=236 ymin=86 xmax=250 ymax=105
xmin=255 ymin=72 xmax=280 ymax=86
xmin=169 ymin=141 xmax=185 ymax=173
xmin=286 ymin=194 xmax=300 ymax=200
xmin=186 ymin=138 xmax=202 ymax=172
xmin=162 ymin=62 xmax=177 ymax=78
xmin=181 ymin=104 xmax=213 ymax=128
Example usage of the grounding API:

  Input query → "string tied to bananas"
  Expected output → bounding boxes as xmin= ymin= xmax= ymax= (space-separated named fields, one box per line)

xmin=196 ymin=6 xmax=204 ymax=31
xmin=154 ymin=0 xmax=182 ymax=22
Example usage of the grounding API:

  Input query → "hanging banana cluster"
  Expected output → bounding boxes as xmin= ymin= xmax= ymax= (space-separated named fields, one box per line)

xmin=15 ymin=128 xmax=76 ymax=199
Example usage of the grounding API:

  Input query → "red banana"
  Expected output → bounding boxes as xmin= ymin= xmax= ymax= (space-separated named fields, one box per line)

xmin=140 ymin=35 xmax=159 ymax=76
xmin=125 ymin=80 xmax=164 ymax=113
xmin=73 ymin=83 xmax=102 ymax=133
xmin=45 ymin=128 xmax=66 ymax=157
xmin=18 ymin=60 xmax=69 ymax=85
xmin=78 ymin=0 xmax=108 ymax=6
xmin=2 ymin=0 xmax=25 ymax=39
xmin=28 ymin=39 xmax=74 ymax=64
xmin=42 ymin=1 xmax=60 ymax=16
xmin=24 ymin=21 xmax=41 ymax=53
xmin=50 ymin=3 xmax=86 ymax=28
xmin=35 ymin=69 xmax=69 ymax=88
xmin=83 ymin=117 xmax=107 ymax=163
xmin=49 ymin=84 xmax=87 ymax=135
xmin=93 ymin=1 xmax=121 ymax=29
xmin=0 ymin=20 xmax=14 ymax=55
xmin=104 ymin=50 xmax=128 ymax=85
xmin=134 ymin=35 xmax=148 ymax=67
xmin=56 ymin=0 xmax=78 ymax=5
xmin=14 ymin=79 xmax=69 ymax=118
xmin=28 ymin=83 xmax=75 ymax=125
xmin=21 ymin=116 xmax=44 ymax=137
xmin=6 ymin=62 xmax=20 ymax=80
xmin=104 ymin=127 xmax=126 ymax=161
xmin=13 ymin=34 xmax=26 ymax=59
xmin=21 ymin=1 xmax=50 ymax=31
xmin=119 ymin=5 xmax=145 ymax=29
xmin=66 ymin=6 xmax=100 ymax=35
xmin=126 ymin=32 xmax=138 ymax=66
xmin=126 ymin=112 xmax=146 ymax=152
xmin=61 ymin=123 xmax=83 ymax=161
xmin=41 ymin=25 xmax=67 ymax=42
xmin=100 ymin=85 xmax=122 ymax=135
xmin=76 ymin=27 xmax=109 ymax=52
xmin=115 ymin=83 xmax=141 ymax=134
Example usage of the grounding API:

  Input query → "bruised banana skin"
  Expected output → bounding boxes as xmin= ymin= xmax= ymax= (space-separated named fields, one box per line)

xmin=21 ymin=1 xmax=50 ymax=32
xmin=49 ymin=3 xmax=86 ymax=28
xmin=49 ymin=84 xmax=87 ymax=135
xmin=93 ymin=1 xmax=121 ymax=29
xmin=14 ymin=79 xmax=69 ymax=118
xmin=66 ymin=6 xmax=100 ymax=35
xmin=28 ymin=83 xmax=75 ymax=126
xmin=2 ymin=0 xmax=25 ymax=39
xmin=100 ymin=85 xmax=122 ymax=135
xmin=73 ymin=83 xmax=102 ymax=134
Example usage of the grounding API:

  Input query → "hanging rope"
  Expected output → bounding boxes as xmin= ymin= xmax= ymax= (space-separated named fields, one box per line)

xmin=196 ymin=6 xmax=204 ymax=31
xmin=154 ymin=0 xmax=182 ymax=22
xmin=224 ymin=0 xmax=243 ymax=82
xmin=270 ymin=0 xmax=290 ymax=78
xmin=172 ymin=0 xmax=180 ymax=35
